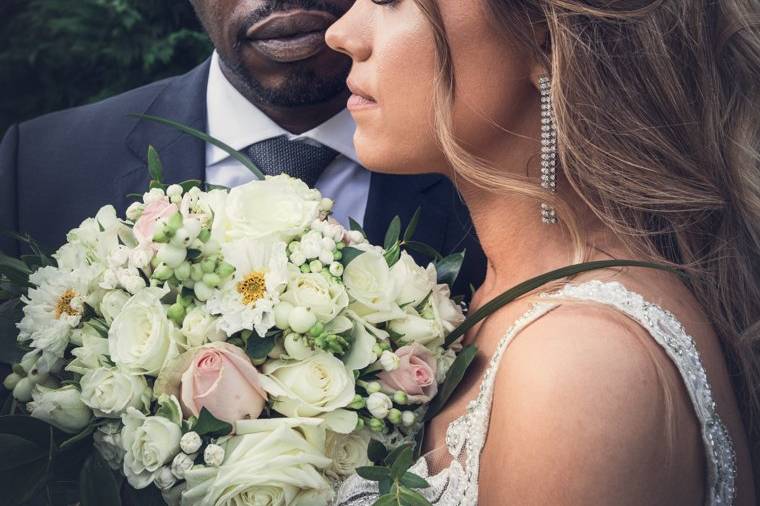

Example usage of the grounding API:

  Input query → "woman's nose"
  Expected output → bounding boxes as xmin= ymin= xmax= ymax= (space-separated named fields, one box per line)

xmin=326 ymin=3 xmax=372 ymax=62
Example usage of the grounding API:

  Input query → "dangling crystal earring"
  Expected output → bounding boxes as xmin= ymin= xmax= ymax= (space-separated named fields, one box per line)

xmin=539 ymin=75 xmax=557 ymax=224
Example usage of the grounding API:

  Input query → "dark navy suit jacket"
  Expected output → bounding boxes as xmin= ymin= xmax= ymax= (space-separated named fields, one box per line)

xmin=0 ymin=59 xmax=485 ymax=296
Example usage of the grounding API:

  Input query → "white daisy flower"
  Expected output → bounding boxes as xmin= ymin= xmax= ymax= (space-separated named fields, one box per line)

xmin=17 ymin=265 xmax=97 ymax=373
xmin=206 ymin=239 xmax=289 ymax=337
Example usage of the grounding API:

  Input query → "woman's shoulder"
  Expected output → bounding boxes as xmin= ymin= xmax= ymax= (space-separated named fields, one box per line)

xmin=477 ymin=281 xmax=704 ymax=504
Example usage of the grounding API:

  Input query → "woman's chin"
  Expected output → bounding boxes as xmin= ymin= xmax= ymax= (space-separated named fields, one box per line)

xmin=354 ymin=132 xmax=437 ymax=176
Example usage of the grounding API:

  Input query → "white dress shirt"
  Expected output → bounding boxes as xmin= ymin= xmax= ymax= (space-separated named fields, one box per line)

xmin=205 ymin=52 xmax=370 ymax=228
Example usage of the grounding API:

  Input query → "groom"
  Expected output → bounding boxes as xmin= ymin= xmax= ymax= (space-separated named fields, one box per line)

xmin=0 ymin=0 xmax=485 ymax=295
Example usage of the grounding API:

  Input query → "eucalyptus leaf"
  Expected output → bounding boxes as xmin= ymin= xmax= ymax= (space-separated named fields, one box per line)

xmin=246 ymin=331 xmax=277 ymax=360
xmin=368 ymin=439 xmax=388 ymax=464
xmin=390 ymin=446 xmax=414 ymax=480
xmin=132 ymin=114 xmax=265 ymax=180
xmin=398 ymin=486 xmax=432 ymax=506
xmin=435 ymin=252 xmax=465 ymax=288
xmin=374 ymin=494 xmax=398 ymax=506
xmin=384 ymin=444 xmax=411 ymax=467
xmin=402 ymin=241 xmax=443 ymax=262
xmin=340 ymin=247 xmax=365 ymax=268
xmin=80 ymin=451 xmax=121 ymax=506
xmin=444 ymin=259 xmax=677 ymax=347
xmin=424 ymin=345 xmax=478 ymax=422
xmin=384 ymin=216 xmax=401 ymax=250
xmin=349 ymin=218 xmax=368 ymax=239
xmin=147 ymin=145 xmax=163 ymax=183
xmin=194 ymin=407 xmax=233 ymax=438
xmin=384 ymin=242 xmax=401 ymax=267
xmin=356 ymin=466 xmax=392 ymax=482
xmin=403 ymin=208 xmax=422 ymax=242
xmin=400 ymin=472 xmax=430 ymax=489
xmin=379 ymin=477 xmax=393 ymax=495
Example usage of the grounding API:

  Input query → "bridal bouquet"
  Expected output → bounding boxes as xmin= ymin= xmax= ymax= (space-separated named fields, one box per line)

xmin=0 ymin=146 xmax=468 ymax=505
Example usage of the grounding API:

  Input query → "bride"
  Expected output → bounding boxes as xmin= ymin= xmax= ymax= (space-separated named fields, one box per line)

xmin=324 ymin=0 xmax=759 ymax=504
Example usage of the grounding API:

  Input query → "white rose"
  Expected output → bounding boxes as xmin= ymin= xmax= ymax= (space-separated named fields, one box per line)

xmin=80 ymin=367 xmax=151 ymax=418
xmin=182 ymin=419 xmax=333 ymax=506
xmin=109 ymin=287 xmax=179 ymax=376
xmin=179 ymin=306 xmax=226 ymax=350
xmin=367 ymin=392 xmax=392 ymax=419
xmin=390 ymin=251 xmax=436 ymax=307
xmin=428 ymin=283 xmax=465 ymax=335
xmin=388 ymin=307 xmax=444 ymax=347
xmin=28 ymin=385 xmax=92 ymax=433
xmin=99 ymin=289 xmax=131 ymax=325
xmin=213 ymin=175 xmax=321 ymax=243
xmin=121 ymin=407 xmax=182 ymax=489
xmin=66 ymin=327 xmax=110 ymax=375
xmin=281 ymin=269 xmax=349 ymax=323
xmin=94 ymin=422 xmax=126 ymax=470
xmin=343 ymin=250 xmax=404 ymax=323
xmin=260 ymin=352 xmax=355 ymax=419
xmin=325 ymin=430 xmax=371 ymax=479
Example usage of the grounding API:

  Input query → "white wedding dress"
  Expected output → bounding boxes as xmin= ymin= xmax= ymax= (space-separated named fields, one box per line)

xmin=335 ymin=280 xmax=737 ymax=505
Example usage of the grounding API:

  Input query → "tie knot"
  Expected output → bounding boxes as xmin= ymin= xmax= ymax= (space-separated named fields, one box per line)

xmin=243 ymin=135 xmax=338 ymax=188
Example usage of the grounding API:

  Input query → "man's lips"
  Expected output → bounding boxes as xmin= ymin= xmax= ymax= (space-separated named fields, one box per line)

xmin=244 ymin=10 xmax=336 ymax=63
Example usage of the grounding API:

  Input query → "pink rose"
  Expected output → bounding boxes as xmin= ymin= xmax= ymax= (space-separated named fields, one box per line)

xmin=134 ymin=198 xmax=178 ymax=245
xmin=378 ymin=343 xmax=438 ymax=403
xmin=179 ymin=342 xmax=267 ymax=423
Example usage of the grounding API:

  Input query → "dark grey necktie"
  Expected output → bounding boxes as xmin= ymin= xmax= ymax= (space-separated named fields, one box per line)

xmin=243 ymin=135 xmax=338 ymax=188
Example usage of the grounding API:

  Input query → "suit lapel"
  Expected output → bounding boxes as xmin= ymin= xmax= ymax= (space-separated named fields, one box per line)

xmin=120 ymin=58 xmax=211 ymax=203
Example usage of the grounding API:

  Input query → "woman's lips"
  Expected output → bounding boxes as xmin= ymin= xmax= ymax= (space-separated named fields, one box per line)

xmin=245 ymin=10 xmax=336 ymax=63
xmin=347 ymin=94 xmax=378 ymax=111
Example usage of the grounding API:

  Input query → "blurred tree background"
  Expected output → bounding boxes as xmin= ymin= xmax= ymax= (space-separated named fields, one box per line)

xmin=0 ymin=0 xmax=212 ymax=136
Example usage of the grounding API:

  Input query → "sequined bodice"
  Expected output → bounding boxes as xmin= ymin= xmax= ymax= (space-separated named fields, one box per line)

xmin=335 ymin=281 xmax=737 ymax=506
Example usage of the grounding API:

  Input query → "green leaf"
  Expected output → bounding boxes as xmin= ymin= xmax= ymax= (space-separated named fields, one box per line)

xmin=179 ymin=179 xmax=203 ymax=192
xmin=368 ymin=439 xmax=388 ymax=464
xmin=400 ymin=472 xmax=430 ymax=489
xmin=80 ymin=451 xmax=121 ymax=506
xmin=147 ymin=145 xmax=163 ymax=183
xmin=390 ymin=446 xmax=414 ymax=480
xmin=0 ymin=298 xmax=23 ymax=365
xmin=424 ymin=345 xmax=478 ymax=421
xmin=402 ymin=241 xmax=443 ymax=262
xmin=444 ymin=259 xmax=679 ymax=347
xmin=0 ymin=418 xmax=57 ymax=505
xmin=384 ymin=242 xmax=401 ymax=267
xmin=403 ymin=208 xmax=422 ymax=242
xmin=58 ymin=423 xmax=95 ymax=451
xmin=435 ymin=251 xmax=465 ymax=288
xmin=384 ymin=444 xmax=411 ymax=467
xmin=349 ymin=218 xmax=367 ymax=239
xmin=0 ymin=415 xmax=61 ymax=449
xmin=398 ymin=486 xmax=432 ymax=506
xmin=194 ymin=407 xmax=233 ymax=438
xmin=384 ymin=216 xmax=401 ymax=251
xmin=355 ymin=465 xmax=392 ymax=482
xmin=0 ymin=251 xmax=32 ymax=286
xmin=132 ymin=114 xmax=265 ymax=180
xmin=374 ymin=493 xmax=398 ymax=506
xmin=121 ymin=483 xmax=166 ymax=506
xmin=245 ymin=331 xmax=277 ymax=360
xmin=379 ymin=477 xmax=393 ymax=495
xmin=339 ymin=247 xmax=365 ymax=268
xmin=1 ymin=231 xmax=52 ymax=262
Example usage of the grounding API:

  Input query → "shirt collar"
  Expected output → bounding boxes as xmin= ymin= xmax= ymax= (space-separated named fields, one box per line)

xmin=205 ymin=51 xmax=359 ymax=166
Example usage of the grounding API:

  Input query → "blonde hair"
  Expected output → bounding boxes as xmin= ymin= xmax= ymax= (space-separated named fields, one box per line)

xmin=413 ymin=0 xmax=760 ymax=491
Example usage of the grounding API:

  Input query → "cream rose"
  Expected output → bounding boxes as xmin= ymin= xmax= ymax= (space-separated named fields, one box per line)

xmin=343 ymin=250 xmax=403 ymax=323
xmin=213 ymin=175 xmax=321 ymax=242
xmin=121 ymin=407 xmax=182 ymax=489
xmin=80 ymin=366 xmax=151 ymax=418
xmin=178 ymin=306 xmax=226 ymax=350
xmin=109 ymin=287 xmax=179 ymax=376
xmin=325 ymin=430 xmax=371 ymax=479
xmin=181 ymin=419 xmax=333 ymax=506
xmin=260 ymin=352 xmax=355 ymax=419
xmin=99 ymin=289 xmax=131 ymax=325
xmin=281 ymin=269 xmax=349 ymax=323
xmin=28 ymin=385 xmax=92 ymax=433
xmin=390 ymin=251 xmax=436 ymax=307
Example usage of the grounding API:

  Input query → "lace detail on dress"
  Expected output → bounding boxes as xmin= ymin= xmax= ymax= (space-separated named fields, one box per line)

xmin=334 ymin=280 xmax=737 ymax=505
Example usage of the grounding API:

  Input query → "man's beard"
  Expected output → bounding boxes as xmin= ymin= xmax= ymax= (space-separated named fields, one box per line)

xmin=220 ymin=52 xmax=351 ymax=107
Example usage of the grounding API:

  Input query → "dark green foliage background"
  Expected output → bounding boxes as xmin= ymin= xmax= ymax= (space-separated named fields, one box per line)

xmin=0 ymin=0 xmax=212 ymax=136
